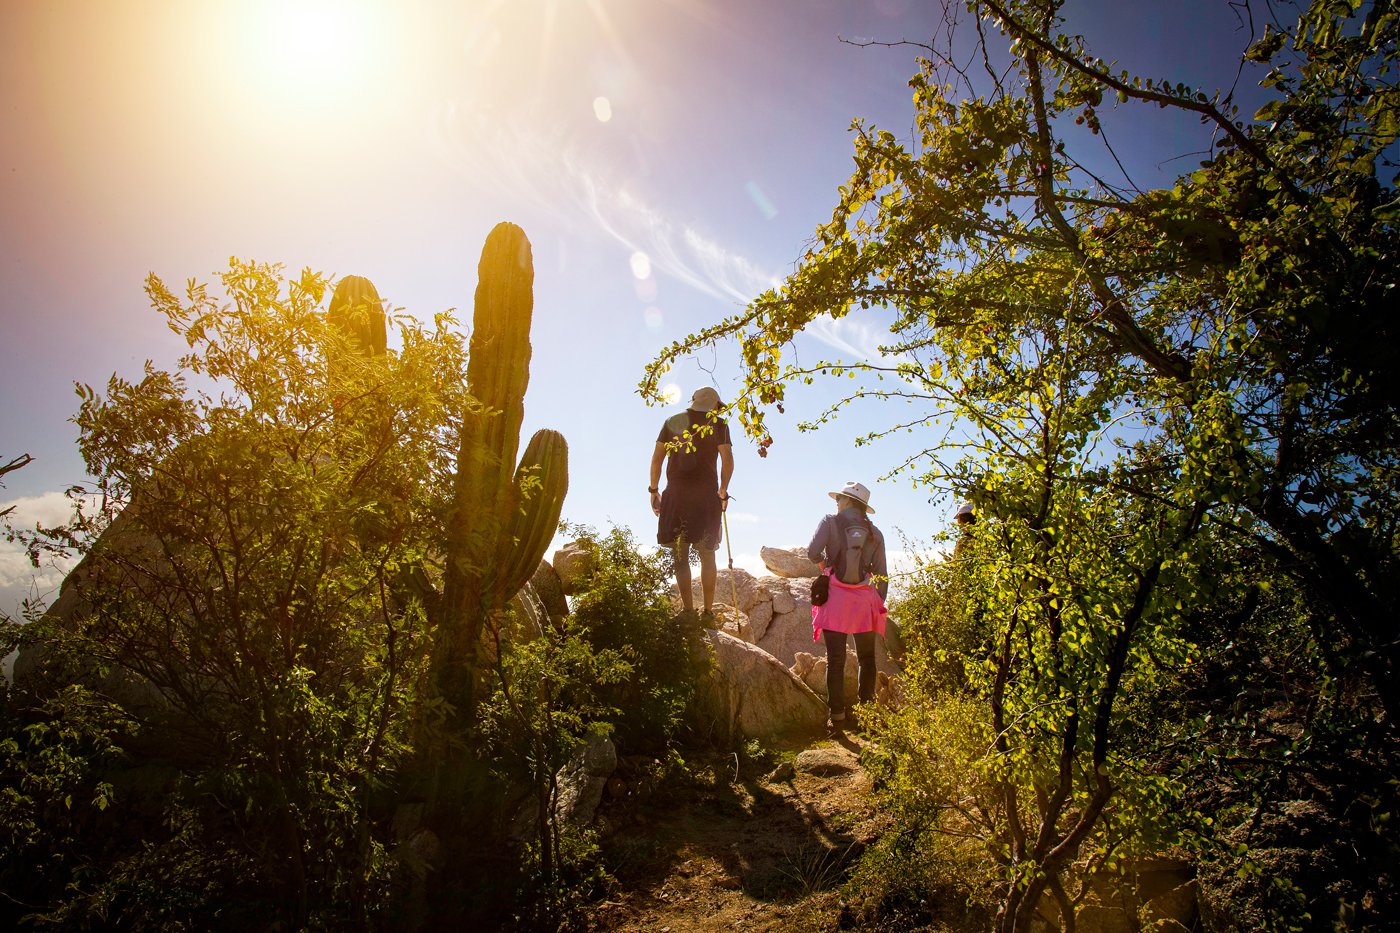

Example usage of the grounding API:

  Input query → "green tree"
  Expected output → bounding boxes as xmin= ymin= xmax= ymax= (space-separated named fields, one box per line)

xmin=643 ymin=0 xmax=1397 ymax=926
xmin=645 ymin=0 xmax=1398 ymax=717
xmin=7 ymin=260 xmax=466 ymax=927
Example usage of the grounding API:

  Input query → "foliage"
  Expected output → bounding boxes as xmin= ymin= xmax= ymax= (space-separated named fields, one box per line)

xmin=6 ymin=260 xmax=465 ymax=928
xmin=643 ymin=0 xmax=1397 ymax=926
xmin=0 ymin=681 xmax=128 ymax=929
xmin=480 ymin=610 xmax=629 ymax=909
xmin=565 ymin=524 xmax=714 ymax=753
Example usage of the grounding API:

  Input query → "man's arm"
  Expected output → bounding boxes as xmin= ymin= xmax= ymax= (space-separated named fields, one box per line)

xmin=649 ymin=442 xmax=667 ymax=516
xmin=718 ymin=444 xmax=733 ymax=510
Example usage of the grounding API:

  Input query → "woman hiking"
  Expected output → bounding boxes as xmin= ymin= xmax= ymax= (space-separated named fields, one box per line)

xmin=807 ymin=481 xmax=888 ymax=733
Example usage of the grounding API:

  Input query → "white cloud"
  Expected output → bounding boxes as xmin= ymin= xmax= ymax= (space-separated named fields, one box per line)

xmin=725 ymin=550 xmax=768 ymax=578
xmin=1 ymin=490 xmax=86 ymax=621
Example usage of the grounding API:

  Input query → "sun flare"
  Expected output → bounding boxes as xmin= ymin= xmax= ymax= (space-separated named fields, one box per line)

xmin=230 ymin=0 xmax=394 ymax=112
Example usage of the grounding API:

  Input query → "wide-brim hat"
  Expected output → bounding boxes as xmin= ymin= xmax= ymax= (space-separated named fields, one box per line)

xmin=828 ymin=481 xmax=874 ymax=513
xmin=689 ymin=386 xmax=722 ymax=412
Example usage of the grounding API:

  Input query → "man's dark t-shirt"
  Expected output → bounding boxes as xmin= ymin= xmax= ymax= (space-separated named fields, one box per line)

xmin=656 ymin=411 xmax=731 ymax=550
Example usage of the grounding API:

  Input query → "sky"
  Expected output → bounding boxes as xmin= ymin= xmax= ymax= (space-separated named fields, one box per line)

xmin=0 ymin=0 xmax=1267 ymax=620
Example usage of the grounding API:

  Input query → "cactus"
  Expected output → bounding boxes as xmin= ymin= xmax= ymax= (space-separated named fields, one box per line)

xmin=437 ymin=223 xmax=569 ymax=725
xmin=327 ymin=274 xmax=387 ymax=358
xmin=495 ymin=428 xmax=569 ymax=606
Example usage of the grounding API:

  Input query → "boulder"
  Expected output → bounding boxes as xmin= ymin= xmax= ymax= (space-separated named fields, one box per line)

xmin=747 ymin=599 xmax=774 ymax=641
xmin=757 ymin=607 xmax=818 ymax=670
xmin=757 ymin=574 xmax=799 ymax=614
xmin=675 ymin=566 xmax=766 ymax=613
xmin=760 ymin=546 xmax=822 ymax=579
xmin=710 ymin=604 xmax=752 ymax=643
xmin=528 ymin=559 xmax=568 ymax=624
xmin=553 ymin=729 xmax=618 ymax=827
xmin=693 ymin=629 xmax=827 ymax=742
xmin=508 ymin=727 xmax=618 ymax=842
xmin=552 ymin=540 xmax=595 ymax=595
xmin=791 ymin=650 xmax=855 ymax=701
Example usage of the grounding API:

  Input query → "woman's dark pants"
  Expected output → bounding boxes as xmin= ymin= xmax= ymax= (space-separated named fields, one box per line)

xmin=822 ymin=629 xmax=876 ymax=716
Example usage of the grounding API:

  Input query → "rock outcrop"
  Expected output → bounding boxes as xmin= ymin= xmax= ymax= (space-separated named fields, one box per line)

xmin=672 ymin=548 xmax=903 ymax=690
xmin=553 ymin=729 xmax=618 ymax=827
xmin=552 ymin=540 xmax=595 ymax=595
xmin=692 ymin=629 xmax=827 ymax=742
xmin=760 ymin=545 xmax=821 ymax=579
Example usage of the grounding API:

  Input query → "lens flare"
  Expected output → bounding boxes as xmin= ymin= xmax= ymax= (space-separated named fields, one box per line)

xmin=661 ymin=382 xmax=682 ymax=405
xmin=593 ymin=96 xmax=613 ymax=122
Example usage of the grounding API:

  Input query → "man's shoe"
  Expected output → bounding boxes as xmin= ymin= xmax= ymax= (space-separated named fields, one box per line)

xmin=700 ymin=609 xmax=716 ymax=627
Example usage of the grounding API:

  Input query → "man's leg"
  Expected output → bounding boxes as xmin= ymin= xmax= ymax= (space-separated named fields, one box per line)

xmin=699 ymin=547 xmax=718 ymax=614
xmin=673 ymin=538 xmax=694 ymax=612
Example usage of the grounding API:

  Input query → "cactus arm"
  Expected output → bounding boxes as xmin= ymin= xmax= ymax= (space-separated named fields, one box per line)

xmin=494 ymin=429 xmax=569 ymax=604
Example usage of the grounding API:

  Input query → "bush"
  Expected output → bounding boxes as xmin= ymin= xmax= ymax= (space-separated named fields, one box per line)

xmin=565 ymin=525 xmax=712 ymax=754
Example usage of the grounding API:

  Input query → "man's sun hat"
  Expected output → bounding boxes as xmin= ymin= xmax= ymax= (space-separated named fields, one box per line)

xmin=689 ymin=386 xmax=722 ymax=412
xmin=828 ymin=480 xmax=874 ymax=513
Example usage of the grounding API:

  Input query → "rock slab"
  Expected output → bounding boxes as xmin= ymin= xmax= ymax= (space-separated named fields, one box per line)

xmin=693 ymin=629 xmax=827 ymax=742
xmin=760 ymin=546 xmax=822 ymax=579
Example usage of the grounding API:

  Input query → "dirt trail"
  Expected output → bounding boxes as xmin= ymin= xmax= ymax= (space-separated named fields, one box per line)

xmin=587 ymin=733 xmax=887 ymax=932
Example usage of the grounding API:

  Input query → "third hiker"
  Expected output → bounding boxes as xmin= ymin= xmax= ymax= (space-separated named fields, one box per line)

xmin=650 ymin=386 xmax=733 ymax=621
xmin=808 ymin=481 xmax=888 ymax=733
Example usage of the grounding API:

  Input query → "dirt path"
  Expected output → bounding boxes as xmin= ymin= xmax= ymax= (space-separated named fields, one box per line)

xmin=587 ymin=733 xmax=887 ymax=932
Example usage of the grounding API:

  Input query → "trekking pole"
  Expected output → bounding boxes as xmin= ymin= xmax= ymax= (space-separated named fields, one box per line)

xmin=722 ymin=494 xmax=739 ymax=616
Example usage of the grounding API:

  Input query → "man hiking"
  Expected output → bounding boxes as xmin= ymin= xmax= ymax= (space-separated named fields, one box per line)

xmin=649 ymin=386 xmax=733 ymax=620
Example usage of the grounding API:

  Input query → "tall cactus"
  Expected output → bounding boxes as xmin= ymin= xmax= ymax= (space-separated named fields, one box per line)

xmin=437 ymin=222 xmax=569 ymax=727
xmin=327 ymin=274 xmax=387 ymax=358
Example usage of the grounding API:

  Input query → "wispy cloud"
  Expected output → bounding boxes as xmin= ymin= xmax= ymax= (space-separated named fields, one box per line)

xmin=431 ymin=102 xmax=903 ymax=365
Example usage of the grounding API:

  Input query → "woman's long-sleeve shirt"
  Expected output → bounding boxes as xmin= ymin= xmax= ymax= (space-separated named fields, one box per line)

xmin=806 ymin=507 xmax=889 ymax=601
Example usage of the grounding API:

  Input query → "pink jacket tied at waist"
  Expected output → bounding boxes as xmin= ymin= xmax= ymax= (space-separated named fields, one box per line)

xmin=812 ymin=571 xmax=887 ymax=640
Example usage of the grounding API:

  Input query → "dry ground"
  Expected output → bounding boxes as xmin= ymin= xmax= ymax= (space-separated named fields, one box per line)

xmin=584 ymin=732 xmax=897 ymax=933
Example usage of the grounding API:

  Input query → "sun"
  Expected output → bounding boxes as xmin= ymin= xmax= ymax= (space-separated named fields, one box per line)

xmin=231 ymin=0 xmax=393 ymax=111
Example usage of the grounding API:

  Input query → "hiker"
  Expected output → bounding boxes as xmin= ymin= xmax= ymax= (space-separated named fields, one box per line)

xmin=953 ymin=500 xmax=976 ymax=559
xmin=807 ymin=481 xmax=888 ymax=732
xmin=650 ymin=386 xmax=733 ymax=620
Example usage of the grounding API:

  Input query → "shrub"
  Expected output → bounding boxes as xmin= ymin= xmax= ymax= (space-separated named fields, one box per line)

xmin=565 ymin=525 xmax=712 ymax=754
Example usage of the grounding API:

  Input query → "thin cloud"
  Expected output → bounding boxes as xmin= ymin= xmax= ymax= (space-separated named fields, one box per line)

xmin=433 ymin=101 xmax=901 ymax=365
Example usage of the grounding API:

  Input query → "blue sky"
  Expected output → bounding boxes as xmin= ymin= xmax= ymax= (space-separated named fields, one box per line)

xmin=1 ymin=0 xmax=1266 ymax=616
